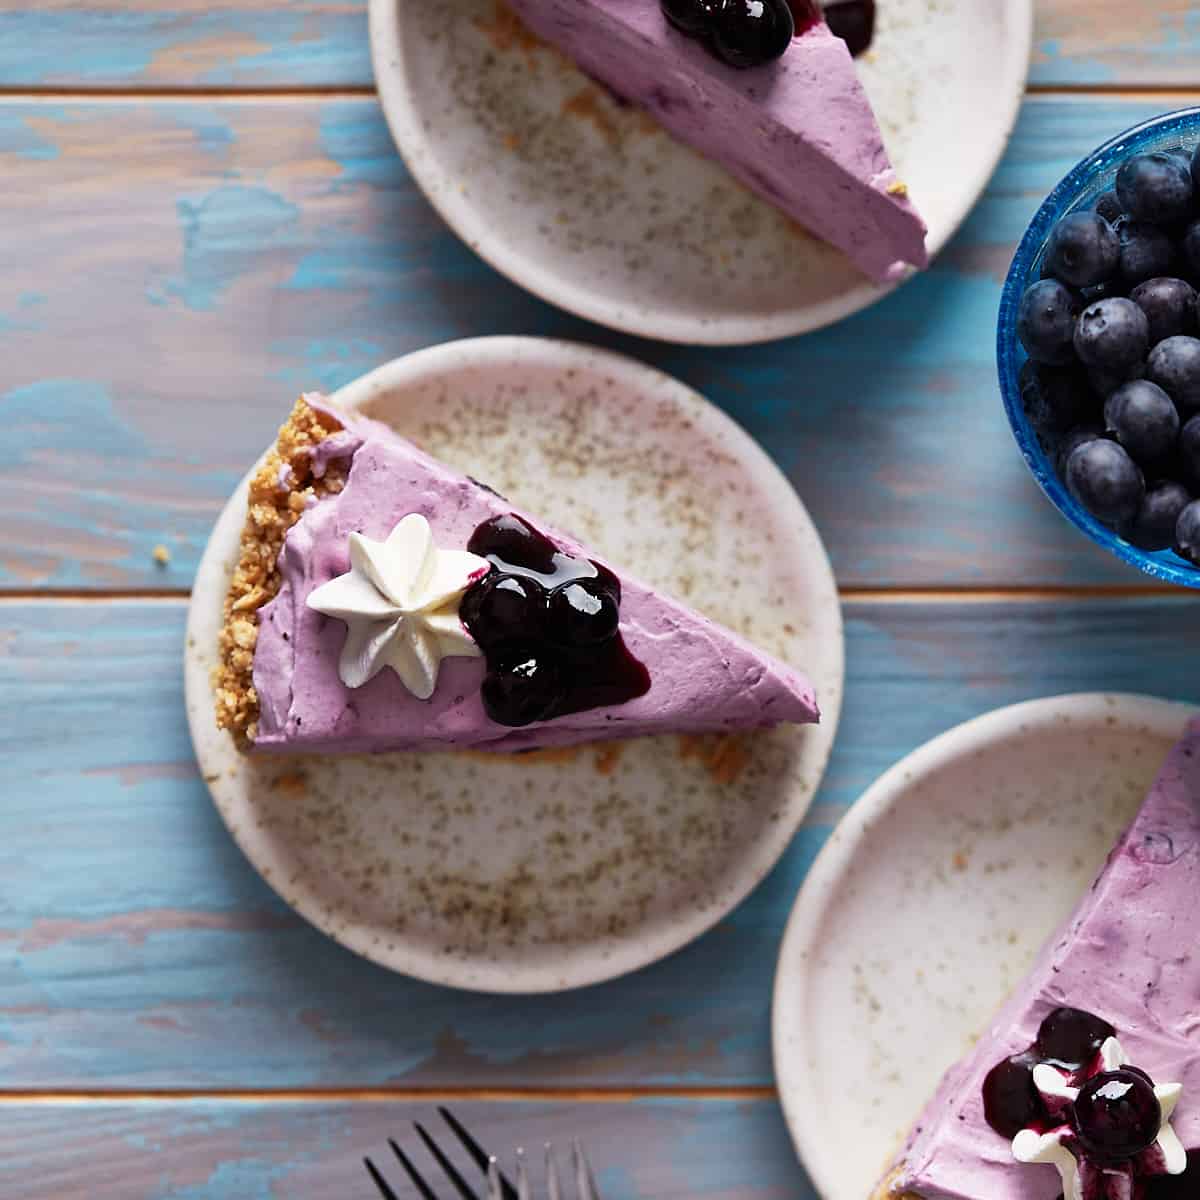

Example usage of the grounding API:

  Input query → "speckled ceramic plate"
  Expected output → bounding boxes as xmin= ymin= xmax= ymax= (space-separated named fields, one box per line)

xmin=186 ymin=337 xmax=843 ymax=993
xmin=772 ymin=693 xmax=1196 ymax=1199
xmin=367 ymin=0 xmax=1031 ymax=345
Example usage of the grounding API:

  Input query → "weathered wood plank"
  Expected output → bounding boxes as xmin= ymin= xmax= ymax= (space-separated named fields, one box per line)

xmin=0 ymin=96 xmax=1190 ymax=591
xmin=0 ymin=3 xmax=370 ymax=89
xmin=3 ymin=595 xmax=1198 ymax=1089
xmin=1031 ymin=0 xmax=1200 ymax=86
xmin=0 ymin=1098 xmax=812 ymax=1200
xmin=2 ymin=0 xmax=1196 ymax=88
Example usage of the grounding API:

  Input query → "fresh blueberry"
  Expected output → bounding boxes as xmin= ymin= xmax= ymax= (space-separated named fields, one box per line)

xmin=1116 ymin=152 xmax=1194 ymax=225
xmin=710 ymin=0 xmax=794 ymax=68
xmin=661 ymin=0 xmax=724 ymax=33
xmin=546 ymin=578 xmax=620 ymax=647
xmin=1125 ymin=481 xmax=1192 ymax=550
xmin=1057 ymin=425 xmax=1106 ymax=472
xmin=1017 ymin=279 xmax=1081 ymax=365
xmin=1164 ymin=152 xmax=1196 ymax=204
xmin=1087 ymin=362 xmax=1145 ymax=400
xmin=1065 ymin=438 xmax=1145 ymax=526
xmin=1020 ymin=360 xmax=1091 ymax=433
xmin=1176 ymin=499 xmax=1200 ymax=565
xmin=1094 ymin=189 xmax=1124 ymax=224
xmin=1179 ymin=413 xmax=1200 ymax=484
xmin=1169 ymin=150 xmax=1194 ymax=177
xmin=1104 ymin=379 xmax=1180 ymax=465
xmin=1130 ymin=276 xmax=1197 ymax=343
xmin=1192 ymin=142 xmax=1200 ymax=195
xmin=480 ymin=649 xmax=566 ymax=726
xmin=1180 ymin=218 xmax=1200 ymax=278
xmin=1073 ymin=297 xmax=1150 ymax=373
xmin=1081 ymin=280 xmax=1127 ymax=305
xmin=1116 ymin=220 xmax=1175 ymax=285
xmin=459 ymin=573 xmax=547 ymax=649
xmin=1044 ymin=212 xmax=1120 ymax=288
xmin=1146 ymin=335 xmax=1200 ymax=412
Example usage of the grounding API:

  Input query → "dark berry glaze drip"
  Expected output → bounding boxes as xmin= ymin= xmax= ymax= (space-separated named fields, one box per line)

xmin=784 ymin=0 xmax=823 ymax=35
xmin=460 ymin=514 xmax=650 ymax=728
xmin=1144 ymin=1150 xmax=1200 ymax=1197
xmin=983 ymin=1008 xmax=1116 ymax=1138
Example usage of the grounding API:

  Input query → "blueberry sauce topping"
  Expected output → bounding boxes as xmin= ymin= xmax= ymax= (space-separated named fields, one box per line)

xmin=460 ymin=514 xmax=650 ymax=728
xmin=820 ymin=0 xmax=876 ymax=57
xmin=1037 ymin=1007 xmax=1117 ymax=1072
xmin=784 ymin=0 xmax=822 ymax=35
xmin=982 ymin=1051 xmax=1044 ymax=1139
xmin=1144 ymin=1150 xmax=1200 ymax=1196
xmin=662 ymin=0 xmax=794 ymax=69
xmin=983 ymin=1008 xmax=1115 ymax=1138
xmin=663 ymin=0 xmax=876 ymax=67
xmin=1073 ymin=1068 xmax=1162 ymax=1161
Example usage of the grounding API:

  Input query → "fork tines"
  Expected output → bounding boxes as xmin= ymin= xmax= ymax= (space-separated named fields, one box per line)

xmin=364 ymin=1108 xmax=597 ymax=1200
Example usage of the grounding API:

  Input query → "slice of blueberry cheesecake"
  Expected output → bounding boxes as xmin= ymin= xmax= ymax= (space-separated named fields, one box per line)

xmin=876 ymin=720 xmax=1200 ymax=1200
xmin=501 ymin=0 xmax=927 ymax=283
xmin=213 ymin=396 xmax=819 ymax=754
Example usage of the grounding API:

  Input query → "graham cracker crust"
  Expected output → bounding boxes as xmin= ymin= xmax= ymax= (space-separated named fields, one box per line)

xmin=212 ymin=396 xmax=348 ymax=743
xmin=870 ymin=1168 xmax=919 ymax=1200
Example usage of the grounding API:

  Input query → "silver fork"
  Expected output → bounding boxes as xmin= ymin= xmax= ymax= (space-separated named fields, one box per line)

xmin=364 ymin=1107 xmax=601 ymax=1200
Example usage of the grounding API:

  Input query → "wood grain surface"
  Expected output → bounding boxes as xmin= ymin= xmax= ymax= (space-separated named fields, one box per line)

xmin=1 ymin=0 xmax=1196 ymax=89
xmin=6 ymin=3 xmax=1200 ymax=1195
xmin=1 ymin=95 xmax=1191 ymax=592
xmin=3 ymin=596 xmax=1196 ymax=1091
xmin=0 ymin=1098 xmax=810 ymax=1199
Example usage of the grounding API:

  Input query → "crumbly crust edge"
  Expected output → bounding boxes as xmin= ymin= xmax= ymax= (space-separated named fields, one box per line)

xmin=211 ymin=396 xmax=348 ymax=745
xmin=870 ymin=1168 xmax=921 ymax=1200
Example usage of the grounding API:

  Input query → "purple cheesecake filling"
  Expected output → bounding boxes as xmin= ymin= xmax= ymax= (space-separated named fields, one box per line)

xmin=251 ymin=403 xmax=818 ymax=754
xmin=891 ymin=720 xmax=1200 ymax=1199
xmin=461 ymin=514 xmax=652 ymax=727
xmin=504 ymin=0 xmax=926 ymax=282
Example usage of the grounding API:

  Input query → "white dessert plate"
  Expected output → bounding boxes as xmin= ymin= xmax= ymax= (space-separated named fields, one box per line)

xmin=368 ymin=0 xmax=1031 ymax=345
xmin=772 ymin=692 xmax=1197 ymax=1200
xmin=186 ymin=337 xmax=843 ymax=993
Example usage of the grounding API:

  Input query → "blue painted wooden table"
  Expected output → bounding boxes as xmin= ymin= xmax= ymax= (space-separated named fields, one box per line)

xmin=3 ymin=2 xmax=1200 ymax=1195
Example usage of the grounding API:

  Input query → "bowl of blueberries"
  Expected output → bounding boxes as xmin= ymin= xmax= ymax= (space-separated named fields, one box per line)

xmin=999 ymin=107 xmax=1200 ymax=584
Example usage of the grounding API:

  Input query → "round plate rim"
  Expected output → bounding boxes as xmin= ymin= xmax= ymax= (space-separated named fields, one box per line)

xmin=366 ymin=0 xmax=1033 ymax=346
xmin=770 ymin=691 xmax=1197 ymax=1199
xmin=185 ymin=335 xmax=844 ymax=993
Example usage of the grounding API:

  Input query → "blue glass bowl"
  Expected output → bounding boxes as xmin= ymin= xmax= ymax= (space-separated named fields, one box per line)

xmin=998 ymin=107 xmax=1200 ymax=587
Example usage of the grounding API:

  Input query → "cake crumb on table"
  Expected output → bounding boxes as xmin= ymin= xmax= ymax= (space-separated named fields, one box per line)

xmin=152 ymin=544 xmax=171 ymax=566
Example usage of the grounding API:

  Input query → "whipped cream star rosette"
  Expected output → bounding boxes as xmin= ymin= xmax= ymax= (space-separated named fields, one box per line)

xmin=306 ymin=513 xmax=489 ymax=700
